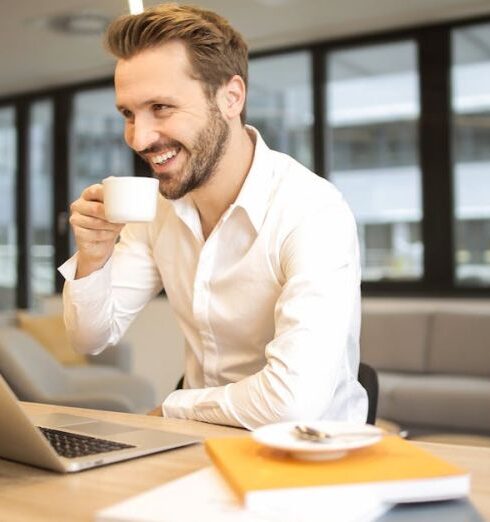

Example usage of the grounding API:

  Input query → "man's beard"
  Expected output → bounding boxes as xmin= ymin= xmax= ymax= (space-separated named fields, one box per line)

xmin=153 ymin=102 xmax=230 ymax=200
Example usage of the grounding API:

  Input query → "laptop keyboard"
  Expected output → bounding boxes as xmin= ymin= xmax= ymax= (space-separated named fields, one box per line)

xmin=38 ymin=426 xmax=136 ymax=459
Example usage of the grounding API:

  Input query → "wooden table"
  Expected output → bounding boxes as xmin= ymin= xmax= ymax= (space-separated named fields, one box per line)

xmin=1 ymin=402 xmax=489 ymax=521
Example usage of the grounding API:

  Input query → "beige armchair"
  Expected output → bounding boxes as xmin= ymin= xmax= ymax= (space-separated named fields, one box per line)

xmin=0 ymin=321 xmax=156 ymax=413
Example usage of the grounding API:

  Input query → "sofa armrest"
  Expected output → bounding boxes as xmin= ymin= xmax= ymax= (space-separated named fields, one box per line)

xmin=86 ymin=341 xmax=132 ymax=373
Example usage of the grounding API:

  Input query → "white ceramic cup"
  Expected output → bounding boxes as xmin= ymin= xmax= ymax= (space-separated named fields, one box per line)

xmin=103 ymin=176 xmax=159 ymax=223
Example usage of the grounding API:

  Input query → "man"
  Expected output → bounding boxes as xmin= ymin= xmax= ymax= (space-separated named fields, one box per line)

xmin=60 ymin=3 xmax=367 ymax=429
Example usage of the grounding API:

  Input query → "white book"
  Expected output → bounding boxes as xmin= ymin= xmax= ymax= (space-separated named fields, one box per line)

xmin=96 ymin=466 xmax=390 ymax=522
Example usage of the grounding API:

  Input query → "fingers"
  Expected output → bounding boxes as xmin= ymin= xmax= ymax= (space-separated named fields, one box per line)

xmin=69 ymin=183 xmax=122 ymax=277
xmin=73 ymin=226 xmax=122 ymax=243
xmin=146 ymin=406 xmax=163 ymax=417
xmin=71 ymin=183 xmax=105 ymax=219
xmin=69 ymin=212 xmax=122 ymax=233
xmin=70 ymin=198 xmax=106 ymax=221
xmin=69 ymin=182 xmax=122 ymax=249
xmin=81 ymin=183 xmax=104 ymax=202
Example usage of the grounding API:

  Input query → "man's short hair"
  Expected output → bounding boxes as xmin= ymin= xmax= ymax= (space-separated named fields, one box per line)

xmin=105 ymin=3 xmax=249 ymax=124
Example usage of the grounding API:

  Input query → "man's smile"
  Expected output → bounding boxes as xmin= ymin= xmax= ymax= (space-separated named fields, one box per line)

xmin=150 ymin=146 xmax=180 ymax=165
xmin=144 ymin=146 xmax=183 ymax=176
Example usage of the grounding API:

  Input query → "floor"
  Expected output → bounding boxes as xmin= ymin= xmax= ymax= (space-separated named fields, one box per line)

xmin=409 ymin=433 xmax=490 ymax=448
xmin=376 ymin=419 xmax=490 ymax=448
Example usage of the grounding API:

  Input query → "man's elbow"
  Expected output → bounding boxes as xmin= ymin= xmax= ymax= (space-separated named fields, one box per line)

xmin=271 ymin=398 xmax=324 ymax=424
xmin=65 ymin=329 xmax=112 ymax=356
xmin=260 ymin=384 xmax=329 ymax=426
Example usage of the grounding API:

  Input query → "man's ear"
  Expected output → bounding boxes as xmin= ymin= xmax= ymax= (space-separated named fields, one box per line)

xmin=217 ymin=75 xmax=246 ymax=120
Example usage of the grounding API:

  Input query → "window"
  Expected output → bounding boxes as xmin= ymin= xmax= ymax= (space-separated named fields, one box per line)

xmin=3 ymin=17 xmax=490 ymax=305
xmin=326 ymin=41 xmax=423 ymax=281
xmin=69 ymin=87 xmax=133 ymax=253
xmin=0 ymin=107 xmax=16 ymax=310
xmin=70 ymin=88 xmax=133 ymax=201
xmin=248 ymin=52 xmax=314 ymax=170
xmin=452 ymin=22 xmax=490 ymax=286
xmin=29 ymin=100 xmax=54 ymax=301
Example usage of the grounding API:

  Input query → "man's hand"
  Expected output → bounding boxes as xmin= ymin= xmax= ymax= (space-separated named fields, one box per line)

xmin=147 ymin=405 xmax=163 ymax=417
xmin=69 ymin=183 xmax=124 ymax=279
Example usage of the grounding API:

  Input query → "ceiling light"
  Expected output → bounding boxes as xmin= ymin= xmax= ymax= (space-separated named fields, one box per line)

xmin=128 ymin=0 xmax=144 ymax=15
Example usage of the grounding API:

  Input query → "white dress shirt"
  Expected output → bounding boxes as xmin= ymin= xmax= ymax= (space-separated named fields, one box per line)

xmin=59 ymin=128 xmax=367 ymax=429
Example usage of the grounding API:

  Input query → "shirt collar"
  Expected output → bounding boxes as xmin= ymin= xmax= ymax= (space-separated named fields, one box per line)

xmin=170 ymin=126 xmax=274 ymax=236
xmin=170 ymin=193 xmax=203 ymax=241
xmin=233 ymin=126 xmax=274 ymax=233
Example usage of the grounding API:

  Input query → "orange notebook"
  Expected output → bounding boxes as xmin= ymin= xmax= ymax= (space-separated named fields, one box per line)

xmin=205 ymin=436 xmax=469 ymax=510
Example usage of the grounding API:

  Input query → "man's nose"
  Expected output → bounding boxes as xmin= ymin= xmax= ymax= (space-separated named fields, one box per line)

xmin=129 ymin=118 xmax=160 ymax=153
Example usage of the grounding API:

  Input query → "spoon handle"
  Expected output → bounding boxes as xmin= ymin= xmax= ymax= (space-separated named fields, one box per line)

xmin=293 ymin=424 xmax=408 ymax=442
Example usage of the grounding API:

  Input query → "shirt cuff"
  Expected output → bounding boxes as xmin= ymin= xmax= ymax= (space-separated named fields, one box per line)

xmin=162 ymin=386 xmax=243 ymax=427
xmin=162 ymin=389 xmax=202 ymax=419
xmin=58 ymin=253 xmax=113 ymax=301
xmin=58 ymin=252 xmax=80 ymax=281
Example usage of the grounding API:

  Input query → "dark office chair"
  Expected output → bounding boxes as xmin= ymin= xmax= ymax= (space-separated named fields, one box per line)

xmin=175 ymin=362 xmax=379 ymax=425
xmin=358 ymin=362 xmax=379 ymax=425
xmin=175 ymin=375 xmax=184 ymax=391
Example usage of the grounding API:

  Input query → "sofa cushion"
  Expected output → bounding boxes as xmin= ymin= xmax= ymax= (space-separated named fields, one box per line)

xmin=360 ymin=312 xmax=429 ymax=372
xmin=65 ymin=369 xmax=156 ymax=413
xmin=378 ymin=372 xmax=490 ymax=433
xmin=0 ymin=326 xmax=68 ymax=399
xmin=17 ymin=312 xmax=87 ymax=366
xmin=428 ymin=312 xmax=490 ymax=378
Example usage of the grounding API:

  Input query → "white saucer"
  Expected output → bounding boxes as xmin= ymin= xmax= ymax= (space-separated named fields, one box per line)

xmin=252 ymin=421 xmax=383 ymax=461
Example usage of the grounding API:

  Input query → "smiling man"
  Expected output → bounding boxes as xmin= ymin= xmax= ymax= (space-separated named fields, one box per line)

xmin=60 ymin=3 xmax=368 ymax=429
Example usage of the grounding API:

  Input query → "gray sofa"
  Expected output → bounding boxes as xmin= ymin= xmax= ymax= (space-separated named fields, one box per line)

xmin=361 ymin=299 xmax=490 ymax=435
xmin=0 ymin=314 xmax=156 ymax=413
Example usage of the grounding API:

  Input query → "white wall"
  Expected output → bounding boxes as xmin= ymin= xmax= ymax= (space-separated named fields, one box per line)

xmin=43 ymin=295 xmax=185 ymax=401
xmin=122 ymin=298 xmax=184 ymax=400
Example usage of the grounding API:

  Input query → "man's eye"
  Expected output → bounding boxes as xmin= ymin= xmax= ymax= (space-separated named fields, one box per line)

xmin=121 ymin=109 xmax=133 ymax=120
xmin=153 ymin=104 xmax=169 ymax=112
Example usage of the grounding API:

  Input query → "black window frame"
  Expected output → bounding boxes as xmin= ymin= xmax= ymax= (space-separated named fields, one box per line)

xmin=1 ymin=14 xmax=490 ymax=307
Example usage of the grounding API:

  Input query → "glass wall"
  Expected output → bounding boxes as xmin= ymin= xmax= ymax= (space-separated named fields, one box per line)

xmin=452 ymin=22 xmax=490 ymax=286
xmin=4 ymin=18 xmax=490 ymax=304
xmin=70 ymin=87 xmax=133 ymax=201
xmin=29 ymin=100 xmax=54 ymax=300
xmin=69 ymin=87 xmax=133 ymax=253
xmin=248 ymin=52 xmax=314 ymax=170
xmin=0 ymin=107 xmax=17 ymax=310
xmin=326 ymin=41 xmax=423 ymax=281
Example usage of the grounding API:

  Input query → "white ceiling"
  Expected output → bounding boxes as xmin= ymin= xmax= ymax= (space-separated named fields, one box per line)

xmin=1 ymin=0 xmax=490 ymax=99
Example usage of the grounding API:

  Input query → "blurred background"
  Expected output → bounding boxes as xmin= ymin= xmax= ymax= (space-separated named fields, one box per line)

xmin=1 ymin=0 xmax=490 ymax=306
xmin=1 ymin=1 xmax=490 ymax=438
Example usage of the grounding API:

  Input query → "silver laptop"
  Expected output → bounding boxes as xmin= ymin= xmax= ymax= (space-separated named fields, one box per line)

xmin=0 ymin=375 xmax=200 ymax=473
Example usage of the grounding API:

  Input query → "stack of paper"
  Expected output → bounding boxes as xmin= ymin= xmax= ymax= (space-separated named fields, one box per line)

xmin=96 ymin=466 xmax=390 ymax=522
xmin=97 ymin=434 xmax=470 ymax=522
